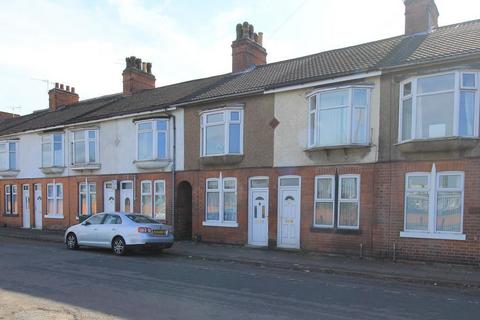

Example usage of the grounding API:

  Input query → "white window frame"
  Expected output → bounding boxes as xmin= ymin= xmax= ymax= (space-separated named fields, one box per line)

xmin=400 ymin=166 xmax=466 ymax=240
xmin=79 ymin=182 xmax=97 ymax=216
xmin=398 ymin=70 xmax=480 ymax=142
xmin=0 ymin=141 xmax=18 ymax=171
xmin=136 ymin=119 xmax=169 ymax=161
xmin=203 ymin=176 xmax=238 ymax=227
xmin=200 ymin=107 xmax=244 ymax=157
xmin=154 ymin=180 xmax=166 ymax=220
xmin=41 ymin=133 xmax=64 ymax=167
xmin=4 ymin=184 xmax=17 ymax=215
xmin=71 ymin=129 xmax=99 ymax=165
xmin=337 ymin=174 xmax=361 ymax=230
xmin=46 ymin=183 xmax=63 ymax=218
xmin=140 ymin=180 xmax=153 ymax=216
xmin=313 ymin=175 xmax=335 ymax=228
xmin=307 ymin=86 xmax=371 ymax=148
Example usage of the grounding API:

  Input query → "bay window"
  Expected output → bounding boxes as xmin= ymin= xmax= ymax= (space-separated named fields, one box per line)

xmin=399 ymin=71 xmax=479 ymax=141
xmin=47 ymin=183 xmax=63 ymax=217
xmin=204 ymin=177 xmax=237 ymax=226
xmin=0 ymin=141 xmax=17 ymax=171
xmin=201 ymin=108 xmax=243 ymax=156
xmin=72 ymin=130 xmax=99 ymax=164
xmin=308 ymin=87 xmax=370 ymax=148
xmin=401 ymin=165 xmax=465 ymax=240
xmin=4 ymin=185 xmax=17 ymax=215
xmin=42 ymin=133 xmax=64 ymax=167
xmin=137 ymin=119 xmax=169 ymax=161
xmin=141 ymin=180 xmax=166 ymax=220
xmin=314 ymin=174 xmax=360 ymax=229
xmin=79 ymin=182 xmax=96 ymax=216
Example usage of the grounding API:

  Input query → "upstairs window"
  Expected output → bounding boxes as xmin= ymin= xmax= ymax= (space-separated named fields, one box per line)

xmin=137 ymin=119 xmax=169 ymax=161
xmin=72 ymin=130 xmax=99 ymax=165
xmin=308 ymin=87 xmax=370 ymax=148
xmin=42 ymin=133 xmax=64 ymax=167
xmin=201 ymin=108 xmax=243 ymax=156
xmin=400 ymin=71 xmax=479 ymax=142
xmin=0 ymin=141 xmax=17 ymax=171
xmin=4 ymin=185 xmax=17 ymax=215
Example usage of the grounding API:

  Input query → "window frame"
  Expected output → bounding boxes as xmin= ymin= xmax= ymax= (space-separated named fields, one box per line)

xmin=401 ymin=167 xmax=465 ymax=240
xmin=71 ymin=129 xmax=99 ymax=165
xmin=200 ymin=107 xmax=244 ymax=157
xmin=313 ymin=175 xmax=335 ymax=228
xmin=140 ymin=180 xmax=153 ymax=216
xmin=0 ymin=141 xmax=18 ymax=171
xmin=203 ymin=176 xmax=238 ymax=227
xmin=307 ymin=86 xmax=372 ymax=148
xmin=41 ymin=133 xmax=64 ymax=168
xmin=78 ymin=182 xmax=97 ymax=217
xmin=398 ymin=70 xmax=480 ymax=142
xmin=46 ymin=183 xmax=63 ymax=218
xmin=4 ymin=184 xmax=17 ymax=215
xmin=136 ymin=119 xmax=169 ymax=161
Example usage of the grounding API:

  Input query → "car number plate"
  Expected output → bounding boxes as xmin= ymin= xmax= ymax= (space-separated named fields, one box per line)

xmin=153 ymin=229 xmax=166 ymax=235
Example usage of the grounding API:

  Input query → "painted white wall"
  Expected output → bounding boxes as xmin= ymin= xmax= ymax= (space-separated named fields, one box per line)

xmin=273 ymin=76 xmax=381 ymax=167
xmin=2 ymin=108 xmax=184 ymax=179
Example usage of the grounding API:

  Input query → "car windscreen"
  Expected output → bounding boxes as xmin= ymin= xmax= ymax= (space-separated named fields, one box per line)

xmin=126 ymin=214 xmax=158 ymax=224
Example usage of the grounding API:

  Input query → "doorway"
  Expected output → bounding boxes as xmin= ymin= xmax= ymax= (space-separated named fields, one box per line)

xmin=248 ymin=177 xmax=269 ymax=246
xmin=22 ymin=184 xmax=31 ymax=228
xmin=277 ymin=176 xmax=301 ymax=249
xmin=175 ymin=181 xmax=192 ymax=240
xmin=104 ymin=181 xmax=116 ymax=212
xmin=34 ymin=184 xmax=42 ymax=229
xmin=120 ymin=181 xmax=133 ymax=213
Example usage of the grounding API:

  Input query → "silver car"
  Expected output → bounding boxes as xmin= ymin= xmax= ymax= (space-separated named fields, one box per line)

xmin=64 ymin=212 xmax=174 ymax=255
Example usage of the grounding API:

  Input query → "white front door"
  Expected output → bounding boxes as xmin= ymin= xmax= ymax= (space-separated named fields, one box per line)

xmin=278 ymin=177 xmax=301 ymax=249
xmin=104 ymin=182 xmax=116 ymax=213
xmin=249 ymin=190 xmax=269 ymax=246
xmin=34 ymin=184 xmax=42 ymax=229
xmin=22 ymin=185 xmax=31 ymax=228
xmin=120 ymin=181 xmax=134 ymax=213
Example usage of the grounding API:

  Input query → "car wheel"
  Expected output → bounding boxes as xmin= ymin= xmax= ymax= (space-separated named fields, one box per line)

xmin=66 ymin=233 xmax=79 ymax=250
xmin=112 ymin=237 xmax=127 ymax=256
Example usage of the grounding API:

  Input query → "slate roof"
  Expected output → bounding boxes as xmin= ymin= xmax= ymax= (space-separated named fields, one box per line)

xmin=2 ymin=18 xmax=480 ymax=137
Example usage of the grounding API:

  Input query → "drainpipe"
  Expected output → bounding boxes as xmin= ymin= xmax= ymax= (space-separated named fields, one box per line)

xmin=166 ymin=113 xmax=176 ymax=233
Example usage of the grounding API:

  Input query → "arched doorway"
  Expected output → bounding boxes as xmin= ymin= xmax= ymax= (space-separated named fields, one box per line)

xmin=175 ymin=181 xmax=192 ymax=240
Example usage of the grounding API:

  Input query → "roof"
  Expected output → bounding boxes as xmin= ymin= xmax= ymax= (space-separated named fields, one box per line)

xmin=2 ymin=18 xmax=480 ymax=137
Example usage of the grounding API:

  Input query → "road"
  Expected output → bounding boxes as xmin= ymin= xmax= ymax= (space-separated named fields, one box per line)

xmin=0 ymin=237 xmax=479 ymax=320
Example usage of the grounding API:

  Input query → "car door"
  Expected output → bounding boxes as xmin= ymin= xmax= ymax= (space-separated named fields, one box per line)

xmin=76 ymin=214 xmax=106 ymax=246
xmin=97 ymin=214 xmax=122 ymax=247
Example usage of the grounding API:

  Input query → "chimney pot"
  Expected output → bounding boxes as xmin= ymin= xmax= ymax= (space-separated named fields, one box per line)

xmin=60 ymin=84 xmax=64 ymax=90
xmin=71 ymin=87 xmax=75 ymax=93
xmin=66 ymin=85 xmax=70 ymax=91
xmin=55 ymin=82 xmax=59 ymax=89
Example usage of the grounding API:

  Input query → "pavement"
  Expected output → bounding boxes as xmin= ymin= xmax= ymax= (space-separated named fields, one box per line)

xmin=1 ymin=226 xmax=480 ymax=289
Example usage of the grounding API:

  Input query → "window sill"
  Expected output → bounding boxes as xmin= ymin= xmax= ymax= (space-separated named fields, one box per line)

xmin=70 ymin=163 xmax=101 ymax=171
xmin=2 ymin=213 xmax=19 ymax=217
xmin=400 ymin=231 xmax=466 ymax=241
xmin=133 ymin=159 xmax=171 ymax=169
xmin=40 ymin=166 xmax=65 ymax=175
xmin=396 ymin=137 xmax=480 ymax=153
xmin=305 ymin=144 xmax=371 ymax=152
xmin=311 ymin=226 xmax=362 ymax=234
xmin=202 ymin=221 xmax=239 ymax=228
xmin=0 ymin=169 xmax=20 ymax=177
xmin=199 ymin=154 xmax=244 ymax=166
xmin=44 ymin=214 xmax=64 ymax=220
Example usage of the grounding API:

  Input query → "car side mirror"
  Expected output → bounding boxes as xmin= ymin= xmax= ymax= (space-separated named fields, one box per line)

xmin=82 ymin=221 xmax=91 ymax=226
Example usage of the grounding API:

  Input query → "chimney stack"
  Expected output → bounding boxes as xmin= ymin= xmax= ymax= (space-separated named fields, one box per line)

xmin=404 ymin=0 xmax=439 ymax=35
xmin=122 ymin=56 xmax=156 ymax=96
xmin=48 ymin=82 xmax=79 ymax=111
xmin=231 ymin=22 xmax=267 ymax=73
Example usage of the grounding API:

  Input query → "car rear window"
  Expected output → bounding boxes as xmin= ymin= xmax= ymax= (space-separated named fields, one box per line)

xmin=126 ymin=215 xmax=158 ymax=224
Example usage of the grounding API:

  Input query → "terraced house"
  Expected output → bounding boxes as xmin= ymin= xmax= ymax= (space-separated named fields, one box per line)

xmin=1 ymin=0 xmax=480 ymax=264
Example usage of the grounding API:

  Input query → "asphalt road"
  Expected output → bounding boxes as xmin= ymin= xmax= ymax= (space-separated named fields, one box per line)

xmin=0 ymin=237 xmax=479 ymax=320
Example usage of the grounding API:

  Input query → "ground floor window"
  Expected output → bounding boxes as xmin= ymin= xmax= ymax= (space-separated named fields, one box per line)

xmin=4 ymin=184 xmax=17 ymax=215
xmin=314 ymin=174 xmax=360 ymax=229
xmin=79 ymin=182 xmax=96 ymax=216
xmin=401 ymin=164 xmax=465 ymax=240
xmin=141 ymin=180 xmax=166 ymax=220
xmin=47 ymin=183 xmax=63 ymax=216
xmin=204 ymin=176 xmax=237 ymax=226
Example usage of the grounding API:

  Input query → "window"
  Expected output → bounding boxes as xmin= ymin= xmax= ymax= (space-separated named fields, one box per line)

xmin=137 ymin=119 xmax=169 ymax=161
xmin=79 ymin=182 xmax=96 ymax=216
xmin=140 ymin=180 xmax=166 ymax=220
xmin=4 ymin=185 xmax=17 ymax=214
xmin=314 ymin=175 xmax=360 ymax=229
xmin=0 ymin=141 xmax=17 ymax=171
xmin=85 ymin=213 xmax=105 ymax=225
xmin=204 ymin=177 xmax=237 ymax=226
xmin=399 ymin=71 xmax=479 ymax=141
xmin=42 ymin=134 xmax=64 ymax=167
xmin=72 ymin=130 xmax=99 ymax=164
xmin=104 ymin=214 xmax=122 ymax=224
xmin=47 ymin=183 xmax=63 ymax=216
xmin=308 ymin=87 xmax=370 ymax=147
xmin=201 ymin=108 xmax=243 ymax=156
xmin=402 ymin=166 xmax=465 ymax=240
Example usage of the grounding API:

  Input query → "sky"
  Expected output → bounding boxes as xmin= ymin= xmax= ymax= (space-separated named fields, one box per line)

xmin=0 ymin=0 xmax=479 ymax=115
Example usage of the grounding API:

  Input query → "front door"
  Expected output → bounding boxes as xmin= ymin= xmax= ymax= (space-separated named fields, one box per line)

xmin=120 ymin=181 xmax=134 ymax=213
xmin=22 ymin=185 xmax=31 ymax=228
xmin=104 ymin=182 xmax=116 ymax=213
xmin=248 ymin=177 xmax=269 ymax=246
xmin=278 ymin=176 xmax=301 ymax=249
xmin=34 ymin=184 xmax=42 ymax=229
